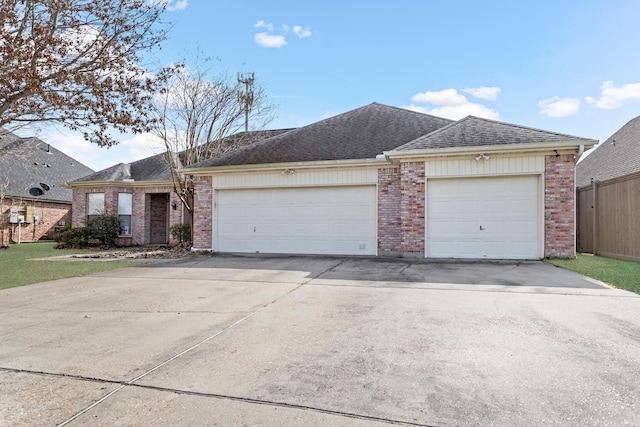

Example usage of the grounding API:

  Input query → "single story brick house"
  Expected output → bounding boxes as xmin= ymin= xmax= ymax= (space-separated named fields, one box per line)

xmin=67 ymin=130 xmax=290 ymax=246
xmin=0 ymin=129 xmax=94 ymax=245
xmin=184 ymin=103 xmax=596 ymax=259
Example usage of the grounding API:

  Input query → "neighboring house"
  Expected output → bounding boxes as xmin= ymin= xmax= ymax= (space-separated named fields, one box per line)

xmin=0 ymin=129 xmax=94 ymax=245
xmin=185 ymin=102 xmax=596 ymax=259
xmin=576 ymin=115 xmax=640 ymax=187
xmin=67 ymin=130 xmax=290 ymax=246
xmin=575 ymin=115 xmax=640 ymax=261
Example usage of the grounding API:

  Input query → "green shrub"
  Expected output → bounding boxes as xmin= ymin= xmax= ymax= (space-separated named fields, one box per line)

xmin=54 ymin=222 xmax=72 ymax=241
xmin=55 ymin=227 xmax=89 ymax=248
xmin=170 ymin=223 xmax=192 ymax=242
xmin=55 ymin=215 xmax=121 ymax=249
xmin=86 ymin=215 xmax=121 ymax=247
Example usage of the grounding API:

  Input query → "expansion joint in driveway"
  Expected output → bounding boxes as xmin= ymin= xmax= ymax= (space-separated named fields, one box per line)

xmin=51 ymin=281 xmax=307 ymax=427
xmin=1 ymin=367 xmax=434 ymax=427
xmin=301 ymin=257 xmax=351 ymax=285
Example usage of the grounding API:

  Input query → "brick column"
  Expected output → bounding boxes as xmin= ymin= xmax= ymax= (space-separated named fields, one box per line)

xmin=544 ymin=154 xmax=575 ymax=258
xmin=400 ymin=162 xmax=426 ymax=255
xmin=192 ymin=176 xmax=213 ymax=250
xmin=378 ymin=167 xmax=401 ymax=254
xmin=71 ymin=188 xmax=88 ymax=227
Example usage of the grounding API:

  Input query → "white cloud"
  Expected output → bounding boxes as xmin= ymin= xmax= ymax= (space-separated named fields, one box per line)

xmin=254 ymin=32 xmax=287 ymax=48
xmin=585 ymin=81 xmax=640 ymax=109
xmin=538 ymin=97 xmax=580 ymax=117
xmin=404 ymin=103 xmax=499 ymax=121
xmin=166 ymin=0 xmax=187 ymax=11
xmin=412 ymin=88 xmax=467 ymax=105
xmin=293 ymin=25 xmax=312 ymax=39
xmin=254 ymin=20 xmax=274 ymax=31
xmin=253 ymin=21 xmax=311 ymax=48
xmin=37 ymin=128 xmax=164 ymax=171
xmin=406 ymin=88 xmax=499 ymax=120
xmin=120 ymin=133 xmax=165 ymax=162
xmin=463 ymin=86 xmax=501 ymax=101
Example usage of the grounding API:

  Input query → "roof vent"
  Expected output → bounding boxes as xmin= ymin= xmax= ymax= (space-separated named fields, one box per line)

xmin=40 ymin=183 xmax=50 ymax=191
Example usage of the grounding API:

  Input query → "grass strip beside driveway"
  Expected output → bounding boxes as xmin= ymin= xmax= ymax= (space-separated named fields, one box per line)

xmin=548 ymin=253 xmax=640 ymax=295
xmin=0 ymin=242 xmax=138 ymax=290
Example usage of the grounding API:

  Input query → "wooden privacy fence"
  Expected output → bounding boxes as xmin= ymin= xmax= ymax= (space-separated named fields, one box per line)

xmin=576 ymin=171 xmax=640 ymax=261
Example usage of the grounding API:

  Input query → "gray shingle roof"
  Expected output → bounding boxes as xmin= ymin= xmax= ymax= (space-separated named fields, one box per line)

xmin=190 ymin=103 xmax=453 ymax=168
xmin=394 ymin=115 xmax=596 ymax=152
xmin=0 ymin=132 xmax=94 ymax=202
xmin=73 ymin=152 xmax=172 ymax=183
xmin=71 ymin=129 xmax=292 ymax=183
xmin=576 ymin=115 xmax=640 ymax=188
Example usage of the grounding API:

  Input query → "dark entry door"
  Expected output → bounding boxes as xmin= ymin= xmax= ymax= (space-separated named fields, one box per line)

xmin=149 ymin=193 xmax=169 ymax=244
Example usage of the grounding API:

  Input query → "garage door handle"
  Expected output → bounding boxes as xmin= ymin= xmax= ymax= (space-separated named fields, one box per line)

xmin=480 ymin=225 xmax=485 ymax=230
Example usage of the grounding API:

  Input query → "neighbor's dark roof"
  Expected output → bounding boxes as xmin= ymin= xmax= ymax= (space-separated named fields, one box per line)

xmin=0 ymin=131 xmax=94 ymax=202
xmin=394 ymin=116 xmax=597 ymax=152
xmin=576 ymin=115 xmax=640 ymax=188
xmin=190 ymin=103 xmax=453 ymax=168
xmin=71 ymin=129 xmax=292 ymax=183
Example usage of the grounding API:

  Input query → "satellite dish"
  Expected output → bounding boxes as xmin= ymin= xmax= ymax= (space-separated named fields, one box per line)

xmin=29 ymin=187 xmax=44 ymax=197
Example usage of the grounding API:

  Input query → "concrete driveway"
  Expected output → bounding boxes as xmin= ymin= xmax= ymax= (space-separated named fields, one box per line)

xmin=1 ymin=255 xmax=639 ymax=426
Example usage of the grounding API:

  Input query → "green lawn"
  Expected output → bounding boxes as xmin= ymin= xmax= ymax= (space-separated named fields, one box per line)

xmin=0 ymin=242 xmax=138 ymax=290
xmin=548 ymin=254 xmax=640 ymax=295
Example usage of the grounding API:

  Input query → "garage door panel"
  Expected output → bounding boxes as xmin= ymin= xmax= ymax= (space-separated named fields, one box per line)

xmin=427 ymin=176 xmax=539 ymax=259
xmin=216 ymin=186 xmax=376 ymax=255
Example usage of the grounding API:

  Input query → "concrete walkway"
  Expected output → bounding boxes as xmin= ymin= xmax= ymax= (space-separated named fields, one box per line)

xmin=1 ymin=255 xmax=638 ymax=426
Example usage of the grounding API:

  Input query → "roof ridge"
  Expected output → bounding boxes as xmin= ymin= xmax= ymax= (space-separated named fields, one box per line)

xmin=371 ymin=102 xmax=456 ymax=122
xmin=461 ymin=115 xmax=597 ymax=140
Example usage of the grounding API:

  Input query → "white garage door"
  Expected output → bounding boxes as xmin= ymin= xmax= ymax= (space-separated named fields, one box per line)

xmin=427 ymin=176 xmax=540 ymax=259
xmin=215 ymin=186 xmax=377 ymax=255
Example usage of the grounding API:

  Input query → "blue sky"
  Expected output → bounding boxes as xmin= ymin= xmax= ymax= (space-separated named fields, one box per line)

xmin=25 ymin=0 xmax=640 ymax=171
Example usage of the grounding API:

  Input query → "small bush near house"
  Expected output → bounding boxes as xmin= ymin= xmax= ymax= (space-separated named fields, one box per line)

xmin=170 ymin=223 xmax=192 ymax=242
xmin=87 ymin=215 xmax=121 ymax=247
xmin=55 ymin=226 xmax=89 ymax=248
xmin=55 ymin=215 xmax=121 ymax=248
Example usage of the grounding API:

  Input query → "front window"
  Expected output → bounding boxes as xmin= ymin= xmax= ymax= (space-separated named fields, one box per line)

xmin=86 ymin=193 xmax=104 ymax=222
xmin=118 ymin=193 xmax=132 ymax=236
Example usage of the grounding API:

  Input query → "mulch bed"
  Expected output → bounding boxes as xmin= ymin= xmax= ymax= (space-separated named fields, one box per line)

xmin=70 ymin=243 xmax=193 ymax=260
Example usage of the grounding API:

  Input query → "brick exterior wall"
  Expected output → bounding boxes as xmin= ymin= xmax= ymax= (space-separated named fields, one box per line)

xmin=0 ymin=198 xmax=70 ymax=245
xmin=544 ymin=154 xmax=576 ymax=258
xmin=399 ymin=162 xmax=426 ymax=255
xmin=192 ymin=176 xmax=213 ymax=250
xmin=71 ymin=185 xmax=184 ymax=246
xmin=377 ymin=167 xmax=401 ymax=254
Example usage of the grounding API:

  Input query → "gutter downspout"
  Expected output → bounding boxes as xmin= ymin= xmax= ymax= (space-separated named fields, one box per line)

xmin=576 ymin=144 xmax=585 ymax=163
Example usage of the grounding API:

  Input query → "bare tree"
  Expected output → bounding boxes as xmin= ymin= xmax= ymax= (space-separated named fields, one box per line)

xmin=151 ymin=57 xmax=274 ymax=220
xmin=0 ymin=0 xmax=173 ymax=146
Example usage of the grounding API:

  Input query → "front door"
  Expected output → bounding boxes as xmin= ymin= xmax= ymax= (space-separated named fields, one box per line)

xmin=149 ymin=193 xmax=169 ymax=244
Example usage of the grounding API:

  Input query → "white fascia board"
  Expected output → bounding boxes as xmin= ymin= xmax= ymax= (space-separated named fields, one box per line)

xmin=184 ymin=157 xmax=391 ymax=176
xmin=384 ymin=140 xmax=598 ymax=160
xmin=63 ymin=179 xmax=173 ymax=189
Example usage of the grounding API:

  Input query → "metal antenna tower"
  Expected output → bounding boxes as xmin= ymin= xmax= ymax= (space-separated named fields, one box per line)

xmin=237 ymin=72 xmax=255 ymax=132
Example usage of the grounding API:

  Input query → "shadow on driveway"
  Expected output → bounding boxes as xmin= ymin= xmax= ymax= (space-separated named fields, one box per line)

xmin=148 ymin=254 xmax=607 ymax=290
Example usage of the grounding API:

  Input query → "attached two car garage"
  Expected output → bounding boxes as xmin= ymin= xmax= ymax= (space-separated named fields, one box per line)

xmin=216 ymin=186 xmax=377 ymax=255
xmin=212 ymin=169 xmax=542 ymax=259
